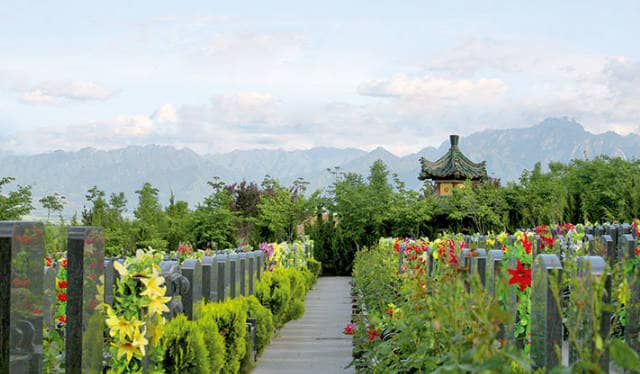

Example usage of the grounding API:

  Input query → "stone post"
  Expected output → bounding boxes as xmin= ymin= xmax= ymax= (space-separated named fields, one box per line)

xmin=215 ymin=254 xmax=228 ymax=302
xmin=201 ymin=256 xmax=215 ymax=302
xmin=66 ymin=226 xmax=105 ymax=374
xmin=486 ymin=249 xmax=504 ymax=298
xmin=229 ymin=253 xmax=238 ymax=298
xmin=181 ymin=259 xmax=202 ymax=320
xmin=623 ymin=234 xmax=640 ymax=356
xmin=470 ymin=249 xmax=487 ymax=287
xmin=531 ymin=254 xmax=563 ymax=371
xmin=1 ymin=222 xmax=45 ymax=374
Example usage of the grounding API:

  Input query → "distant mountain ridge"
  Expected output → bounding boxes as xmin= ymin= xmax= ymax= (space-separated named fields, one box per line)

xmin=1 ymin=117 xmax=639 ymax=218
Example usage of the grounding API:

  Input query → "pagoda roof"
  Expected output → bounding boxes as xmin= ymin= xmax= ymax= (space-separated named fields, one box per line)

xmin=418 ymin=135 xmax=488 ymax=181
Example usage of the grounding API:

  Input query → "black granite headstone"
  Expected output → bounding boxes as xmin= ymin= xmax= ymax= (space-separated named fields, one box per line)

xmin=248 ymin=252 xmax=256 ymax=295
xmin=159 ymin=260 xmax=185 ymax=318
xmin=240 ymin=253 xmax=247 ymax=296
xmin=216 ymin=254 xmax=228 ymax=302
xmin=65 ymin=226 xmax=104 ymax=374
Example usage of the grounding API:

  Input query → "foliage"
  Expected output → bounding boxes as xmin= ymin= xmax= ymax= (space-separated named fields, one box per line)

xmin=199 ymin=299 xmax=248 ymax=374
xmin=0 ymin=176 xmax=33 ymax=220
xmin=255 ymin=269 xmax=291 ymax=327
xmin=241 ymin=295 xmax=274 ymax=355
xmin=194 ymin=312 xmax=225 ymax=374
xmin=161 ymin=314 xmax=211 ymax=374
xmin=105 ymin=249 xmax=170 ymax=373
xmin=306 ymin=257 xmax=322 ymax=279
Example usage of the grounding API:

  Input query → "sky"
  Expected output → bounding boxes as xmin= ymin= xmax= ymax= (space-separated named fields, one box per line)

xmin=1 ymin=0 xmax=639 ymax=156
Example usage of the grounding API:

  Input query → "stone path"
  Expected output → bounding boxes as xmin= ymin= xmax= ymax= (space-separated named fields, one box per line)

xmin=252 ymin=276 xmax=355 ymax=374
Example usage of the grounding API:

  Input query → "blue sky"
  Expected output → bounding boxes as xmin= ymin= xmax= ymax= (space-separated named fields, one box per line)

xmin=1 ymin=0 xmax=639 ymax=155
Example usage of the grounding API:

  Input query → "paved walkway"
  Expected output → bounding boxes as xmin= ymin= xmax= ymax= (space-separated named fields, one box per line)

xmin=253 ymin=276 xmax=355 ymax=374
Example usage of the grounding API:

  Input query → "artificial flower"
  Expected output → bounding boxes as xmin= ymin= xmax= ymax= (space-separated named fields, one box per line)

xmin=343 ymin=322 xmax=355 ymax=335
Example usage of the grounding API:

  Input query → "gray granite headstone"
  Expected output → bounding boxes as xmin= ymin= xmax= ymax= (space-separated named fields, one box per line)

xmin=623 ymin=234 xmax=640 ymax=356
xmin=159 ymin=260 xmax=185 ymax=318
xmin=256 ymin=251 xmax=264 ymax=280
xmin=470 ymin=249 xmax=487 ymax=287
xmin=1 ymin=222 xmax=45 ymax=374
xmin=181 ymin=259 xmax=202 ymax=320
xmin=229 ymin=253 xmax=239 ymax=298
xmin=601 ymin=235 xmax=615 ymax=263
xmin=66 ymin=226 xmax=105 ymax=374
xmin=248 ymin=252 xmax=256 ymax=295
xmin=240 ymin=253 xmax=247 ymax=296
xmin=215 ymin=254 xmax=228 ymax=302
xmin=569 ymin=256 xmax=608 ymax=370
xmin=201 ymin=256 xmax=214 ymax=302
xmin=103 ymin=258 xmax=116 ymax=306
xmin=486 ymin=249 xmax=504 ymax=298
xmin=531 ymin=254 xmax=563 ymax=371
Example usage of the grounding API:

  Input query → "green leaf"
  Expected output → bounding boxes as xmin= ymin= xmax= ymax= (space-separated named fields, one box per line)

xmin=610 ymin=339 xmax=640 ymax=370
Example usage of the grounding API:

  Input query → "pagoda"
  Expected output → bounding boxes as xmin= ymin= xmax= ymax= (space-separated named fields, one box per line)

xmin=419 ymin=135 xmax=488 ymax=196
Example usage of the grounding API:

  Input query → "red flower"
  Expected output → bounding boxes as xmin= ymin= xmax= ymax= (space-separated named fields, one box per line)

xmin=57 ymin=280 xmax=67 ymax=289
xmin=61 ymin=259 xmax=68 ymax=268
xmin=57 ymin=292 xmax=67 ymax=302
xmin=501 ymin=245 xmax=508 ymax=253
xmin=45 ymin=256 xmax=53 ymax=267
xmin=343 ymin=322 xmax=355 ymax=335
xmin=521 ymin=235 xmax=532 ymax=255
xmin=541 ymin=235 xmax=555 ymax=249
xmin=58 ymin=315 xmax=67 ymax=324
xmin=367 ymin=328 xmax=382 ymax=341
xmin=635 ymin=247 xmax=640 ymax=257
xmin=507 ymin=260 xmax=532 ymax=292
xmin=385 ymin=308 xmax=394 ymax=317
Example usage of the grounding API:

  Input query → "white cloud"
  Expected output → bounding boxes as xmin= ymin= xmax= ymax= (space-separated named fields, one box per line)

xmin=358 ymin=74 xmax=507 ymax=103
xmin=152 ymin=104 xmax=179 ymax=123
xmin=19 ymin=80 xmax=116 ymax=105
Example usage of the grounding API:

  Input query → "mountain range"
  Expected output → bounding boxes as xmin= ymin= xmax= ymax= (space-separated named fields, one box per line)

xmin=1 ymin=117 xmax=639 ymax=218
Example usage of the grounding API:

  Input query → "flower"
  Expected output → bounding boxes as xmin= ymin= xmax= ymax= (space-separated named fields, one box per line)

xmin=521 ymin=234 xmax=532 ymax=255
xmin=57 ymin=292 xmax=67 ymax=302
xmin=507 ymin=260 xmax=532 ymax=292
xmin=60 ymin=259 xmax=68 ymax=268
xmin=111 ymin=341 xmax=139 ymax=363
xmin=140 ymin=273 xmax=166 ymax=298
xmin=58 ymin=315 xmax=67 ymax=324
xmin=145 ymin=294 xmax=171 ymax=317
xmin=131 ymin=327 xmax=149 ymax=357
xmin=57 ymin=280 xmax=67 ymax=289
xmin=367 ymin=328 xmax=382 ymax=341
xmin=343 ymin=322 xmax=355 ymax=335
xmin=45 ymin=256 xmax=53 ymax=267
xmin=105 ymin=307 xmax=144 ymax=340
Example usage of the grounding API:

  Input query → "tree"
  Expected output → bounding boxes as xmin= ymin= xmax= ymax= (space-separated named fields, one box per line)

xmin=39 ymin=192 xmax=66 ymax=221
xmin=0 ymin=177 xmax=33 ymax=220
xmin=133 ymin=182 xmax=167 ymax=249
xmin=82 ymin=186 xmax=108 ymax=226
xmin=188 ymin=178 xmax=237 ymax=249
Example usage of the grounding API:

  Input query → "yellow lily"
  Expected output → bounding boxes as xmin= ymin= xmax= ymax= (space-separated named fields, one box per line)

xmin=105 ymin=307 xmax=143 ymax=340
xmin=111 ymin=341 xmax=138 ymax=363
xmin=131 ymin=327 xmax=149 ymax=357
xmin=146 ymin=294 xmax=171 ymax=316
xmin=140 ymin=275 xmax=166 ymax=298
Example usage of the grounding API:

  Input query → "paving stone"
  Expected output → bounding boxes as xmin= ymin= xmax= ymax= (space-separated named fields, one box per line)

xmin=253 ymin=276 xmax=354 ymax=374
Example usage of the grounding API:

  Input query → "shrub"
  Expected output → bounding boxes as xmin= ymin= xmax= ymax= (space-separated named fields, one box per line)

xmin=241 ymin=295 xmax=274 ymax=355
xmin=199 ymin=299 xmax=247 ymax=374
xmin=194 ymin=309 xmax=225 ymax=373
xmin=255 ymin=269 xmax=291 ymax=327
xmin=285 ymin=268 xmax=306 ymax=321
xmin=162 ymin=314 xmax=210 ymax=374
xmin=306 ymin=257 xmax=322 ymax=280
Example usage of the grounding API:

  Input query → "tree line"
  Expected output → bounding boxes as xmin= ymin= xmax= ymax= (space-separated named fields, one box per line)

xmin=1 ymin=155 xmax=638 ymax=271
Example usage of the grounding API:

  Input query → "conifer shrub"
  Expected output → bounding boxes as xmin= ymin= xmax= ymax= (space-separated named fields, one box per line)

xmin=255 ymin=269 xmax=291 ymax=327
xmin=162 ymin=314 xmax=210 ymax=374
xmin=194 ymin=310 xmax=225 ymax=373
xmin=199 ymin=299 xmax=247 ymax=374
xmin=241 ymin=295 xmax=274 ymax=355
